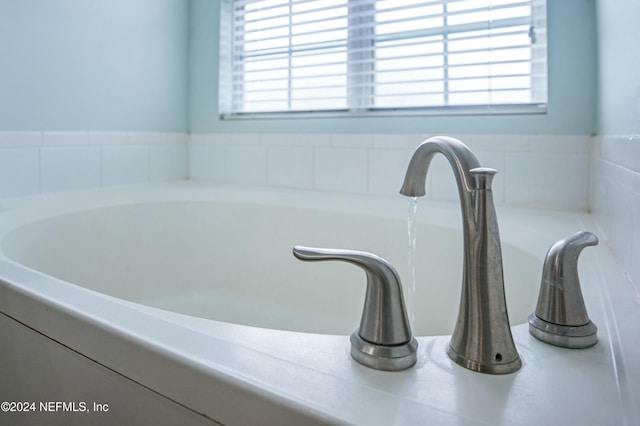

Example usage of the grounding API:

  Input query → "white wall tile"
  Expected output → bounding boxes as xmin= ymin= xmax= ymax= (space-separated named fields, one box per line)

xmin=506 ymin=152 xmax=589 ymax=209
xmin=184 ymin=133 xmax=595 ymax=210
xmin=368 ymin=148 xmax=412 ymax=195
xmin=608 ymin=179 xmax=636 ymax=273
xmin=0 ymin=131 xmax=189 ymax=198
xmin=189 ymin=143 xmax=226 ymax=181
xmin=0 ymin=148 xmax=40 ymax=197
xmin=149 ymin=144 xmax=188 ymax=182
xmin=373 ymin=134 xmax=425 ymax=149
xmin=330 ymin=134 xmax=373 ymax=148
xmin=631 ymin=136 xmax=640 ymax=172
xmin=0 ymin=132 xmax=42 ymax=147
xmin=472 ymin=134 xmax=529 ymax=152
xmin=530 ymin=134 xmax=591 ymax=153
xmin=281 ymin=133 xmax=330 ymax=147
xmin=590 ymin=158 xmax=614 ymax=236
xmin=42 ymin=132 xmax=90 ymax=146
xmin=41 ymin=147 xmax=101 ymax=193
xmin=267 ymin=145 xmax=314 ymax=189
xmin=259 ymin=133 xmax=301 ymax=146
xmin=163 ymin=133 xmax=189 ymax=145
xmin=226 ymin=145 xmax=267 ymax=184
xmin=315 ymin=147 xmax=368 ymax=193
xmin=231 ymin=133 xmax=259 ymax=146
xmin=0 ymin=131 xmax=602 ymax=212
xmin=591 ymin=134 xmax=640 ymax=292
xmin=631 ymin=194 xmax=640 ymax=286
xmin=128 ymin=132 xmax=169 ymax=145
xmin=101 ymin=145 xmax=149 ymax=186
xmin=190 ymin=133 xmax=230 ymax=147
xmin=601 ymin=135 xmax=640 ymax=171
xmin=89 ymin=132 xmax=128 ymax=146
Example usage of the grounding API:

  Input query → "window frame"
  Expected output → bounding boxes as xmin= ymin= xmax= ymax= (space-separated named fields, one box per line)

xmin=219 ymin=0 xmax=547 ymax=120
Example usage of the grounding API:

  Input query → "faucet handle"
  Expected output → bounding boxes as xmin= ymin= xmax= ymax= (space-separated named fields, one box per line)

xmin=293 ymin=246 xmax=418 ymax=371
xmin=528 ymin=231 xmax=599 ymax=348
xmin=469 ymin=167 xmax=498 ymax=190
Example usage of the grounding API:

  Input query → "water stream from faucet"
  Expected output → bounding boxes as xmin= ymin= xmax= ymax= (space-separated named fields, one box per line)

xmin=406 ymin=196 xmax=418 ymax=328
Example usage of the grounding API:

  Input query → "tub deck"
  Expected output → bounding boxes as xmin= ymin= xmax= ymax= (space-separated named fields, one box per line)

xmin=0 ymin=182 xmax=638 ymax=425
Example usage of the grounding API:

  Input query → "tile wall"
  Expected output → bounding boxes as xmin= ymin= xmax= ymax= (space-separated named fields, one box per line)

xmin=0 ymin=132 xmax=188 ymax=198
xmin=189 ymin=133 xmax=592 ymax=211
xmin=591 ymin=135 xmax=640 ymax=290
xmin=3 ymin=130 xmax=636 ymax=285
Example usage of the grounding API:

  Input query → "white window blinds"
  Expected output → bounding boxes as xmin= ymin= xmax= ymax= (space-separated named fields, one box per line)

xmin=221 ymin=0 xmax=547 ymax=117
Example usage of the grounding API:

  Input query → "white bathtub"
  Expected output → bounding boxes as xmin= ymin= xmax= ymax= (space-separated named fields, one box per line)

xmin=0 ymin=182 xmax=638 ymax=425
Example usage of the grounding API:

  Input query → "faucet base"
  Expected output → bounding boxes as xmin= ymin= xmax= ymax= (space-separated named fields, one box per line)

xmin=528 ymin=314 xmax=598 ymax=349
xmin=350 ymin=332 xmax=418 ymax=371
xmin=447 ymin=346 xmax=522 ymax=375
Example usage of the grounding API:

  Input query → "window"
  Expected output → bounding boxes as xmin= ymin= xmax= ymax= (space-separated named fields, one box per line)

xmin=220 ymin=0 xmax=547 ymax=118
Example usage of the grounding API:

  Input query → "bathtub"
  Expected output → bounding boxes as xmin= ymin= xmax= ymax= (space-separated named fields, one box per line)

xmin=0 ymin=182 xmax=637 ymax=425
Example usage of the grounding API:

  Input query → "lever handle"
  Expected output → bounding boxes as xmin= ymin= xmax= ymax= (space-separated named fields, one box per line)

xmin=528 ymin=231 xmax=599 ymax=348
xmin=469 ymin=167 xmax=498 ymax=190
xmin=293 ymin=246 xmax=418 ymax=371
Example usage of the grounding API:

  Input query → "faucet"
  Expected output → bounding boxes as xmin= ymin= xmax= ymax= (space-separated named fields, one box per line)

xmin=400 ymin=136 xmax=521 ymax=374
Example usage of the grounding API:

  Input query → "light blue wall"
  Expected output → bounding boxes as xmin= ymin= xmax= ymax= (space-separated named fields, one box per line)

xmin=597 ymin=0 xmax=640 ymax=134
xmin=189 ymin=0 xmax=598 ymax=135
xmin=0 ymin=0 xmax=598 ymax=135
xmin=0 ymin=0 xmax=190 ymax=132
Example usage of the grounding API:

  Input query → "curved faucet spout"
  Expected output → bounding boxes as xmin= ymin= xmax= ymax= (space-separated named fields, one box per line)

xmin=400 ymin=136 xmax=521 ymax=374
xmin=399 ymin=136 xmax=481 ymax=198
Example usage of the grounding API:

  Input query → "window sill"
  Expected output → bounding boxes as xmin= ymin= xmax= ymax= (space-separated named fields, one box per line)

xmin=220 ymin=104 xmax=548 ymax=121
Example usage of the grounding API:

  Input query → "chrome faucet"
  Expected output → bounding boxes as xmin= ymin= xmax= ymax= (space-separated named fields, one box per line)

xmin=400 ymin=136 xmax=521 ymax=374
